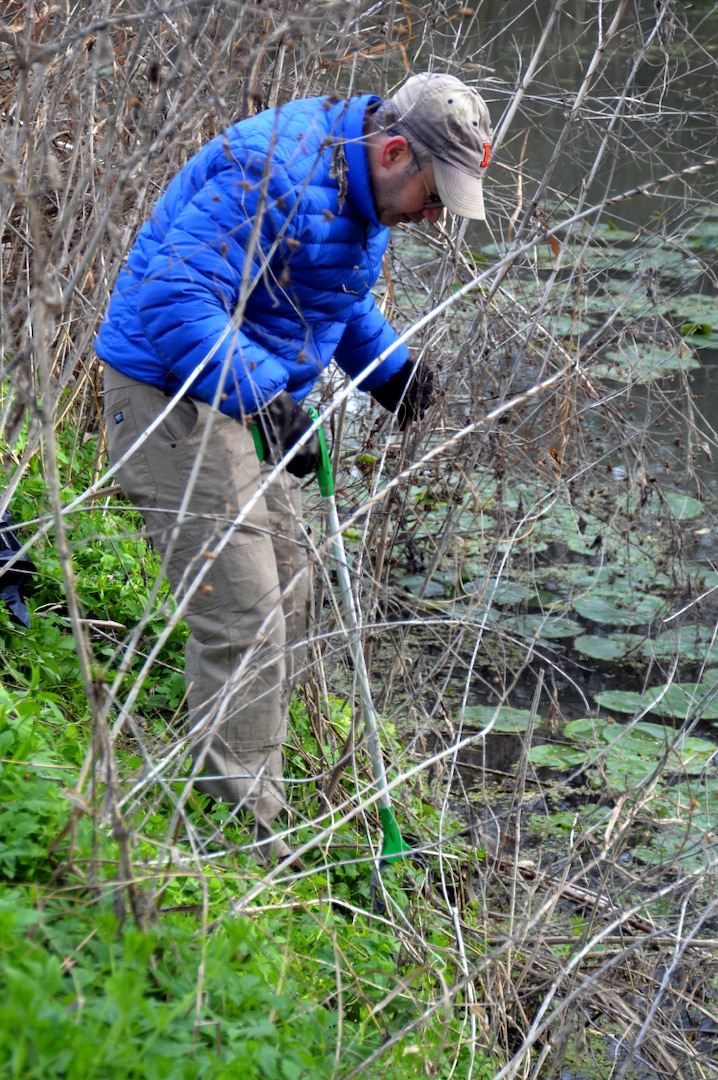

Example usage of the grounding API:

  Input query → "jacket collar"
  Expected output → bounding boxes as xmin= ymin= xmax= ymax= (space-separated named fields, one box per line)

xmin=336 ymin=94 xmax=383 ymax=226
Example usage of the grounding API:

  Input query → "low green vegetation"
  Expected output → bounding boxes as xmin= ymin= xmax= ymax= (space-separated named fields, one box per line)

xmin=0 ymin=443 xmax=496 ymax=1080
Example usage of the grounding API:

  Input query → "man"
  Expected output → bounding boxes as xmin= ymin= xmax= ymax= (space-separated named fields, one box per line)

xmin=96 ymin=72 xmax=492 ymax=862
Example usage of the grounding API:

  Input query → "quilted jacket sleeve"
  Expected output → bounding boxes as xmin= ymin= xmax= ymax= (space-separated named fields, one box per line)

xmin=136 ymin=174 xmax=289 ymax=418
xmin=334 ymin=291 xmax=410 ymax=392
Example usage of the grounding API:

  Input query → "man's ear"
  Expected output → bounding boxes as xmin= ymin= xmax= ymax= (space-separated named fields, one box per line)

xmin=378 ymin=134 xmax=411 ymax=170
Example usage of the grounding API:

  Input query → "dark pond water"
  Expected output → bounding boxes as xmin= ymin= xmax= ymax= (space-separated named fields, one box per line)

xmin=466 ymin=0 xmax=718 ymax=222
xmin=480 ymin=0 xmax=718 ymax=480
xmin=397 ymin=0 xmax=718 ymax=486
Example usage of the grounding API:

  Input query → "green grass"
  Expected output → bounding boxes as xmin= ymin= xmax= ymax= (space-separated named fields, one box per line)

xmin=0 ymin=441 xmax=494 ymax=1079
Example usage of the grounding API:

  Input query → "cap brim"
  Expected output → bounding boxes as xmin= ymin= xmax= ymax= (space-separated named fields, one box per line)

xmin=433 ymin=158 xmax=486 ymax=221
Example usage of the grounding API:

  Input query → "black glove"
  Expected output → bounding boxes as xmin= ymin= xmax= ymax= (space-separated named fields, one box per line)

xmin=372 ymin=359 xmax=434 ymax=429
xmin=252 ymin=391 xmax=320 ymax=478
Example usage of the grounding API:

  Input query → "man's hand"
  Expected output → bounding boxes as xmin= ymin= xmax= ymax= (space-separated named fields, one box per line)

xmin=252 ymin=391 xmax=320 ymax=478
xmin=372 ymin=359 xmax=434 ymax=429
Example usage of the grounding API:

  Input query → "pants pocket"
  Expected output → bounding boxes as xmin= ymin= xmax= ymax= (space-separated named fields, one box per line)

xmin=104 ymin=393 xmax=158 ymax=507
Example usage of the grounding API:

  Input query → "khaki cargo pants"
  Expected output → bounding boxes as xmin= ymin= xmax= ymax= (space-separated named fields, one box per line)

xmin=103 ymin=363 xmax=310 ymax=859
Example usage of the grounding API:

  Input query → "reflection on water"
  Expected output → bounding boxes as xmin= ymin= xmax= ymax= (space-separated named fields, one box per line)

xmin=375 ymin=0 xmax=718 ymax=459
xmin=411 ymin=0 xmax=718 ymax=226
xmin=429 ymin=0 xmax=718 ymax=486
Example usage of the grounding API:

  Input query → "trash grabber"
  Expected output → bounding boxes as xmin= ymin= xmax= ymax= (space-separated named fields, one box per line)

xmin=308 ymin=408 xmax=420 ymax=889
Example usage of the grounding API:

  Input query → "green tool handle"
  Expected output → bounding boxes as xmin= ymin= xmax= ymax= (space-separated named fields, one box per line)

xmin=250 ymin=408 xmax=329 ymax=493
xmin=250 ymin=422 xmax=266 ymax=462
xmin=307 ymin=407 xmax=334 ymax=497
xmin=306 ymin=406 xmax=413 ymax=867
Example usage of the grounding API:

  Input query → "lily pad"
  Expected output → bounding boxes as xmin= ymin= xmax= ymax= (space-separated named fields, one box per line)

xmin=664 ymin=778 xmax=718 ymax=833
xmin=565 ymin=564 xmax=627 ymax=589
xmin=593 ymin=339 xmax=700 ymax=384
xmin=573 ymin=632 xmax=646 ymax=662
xmin=595 ymin=683 xmax=718 ymax=721
xmin=539 ymin=717 xmax=718 ymax=784
xmin=470 ymin=580 xmax=535 ymax=606
xmin=460 ymin=704 xmax=542 ymax=733
xmin=553 ymin=314 xmax=594 ymax=337
xmin=644 ymin=490 xmax=705 ymax=520
xmin=529 ymin=743 xmax=586 ymax=768
xmin=587 ymin=290 xmax=646 ymax=316
xmin=525 ymin=504 xmax=606 ymax=554
xmin=644 ymin=626 xmax=718 ymax=664
xmin=673 ymin=292 xmax=718 ymax=321
xmin=394 ymin=573 xmax=446 ymax=598
xmin=572 ymin=590 xmax=664 ymax=627
xmin=593 ymin=222 xmax=642 ymax=243
xmin=501 ymin=614 xmax=578 ymax=640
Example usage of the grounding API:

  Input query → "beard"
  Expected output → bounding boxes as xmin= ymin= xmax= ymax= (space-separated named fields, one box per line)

xmin=369 ymin=167 xmax=421 ymax=227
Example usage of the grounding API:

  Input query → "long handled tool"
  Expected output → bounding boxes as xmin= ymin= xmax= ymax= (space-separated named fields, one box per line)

xmin=307 ymin=408 xmax=415 ymax=878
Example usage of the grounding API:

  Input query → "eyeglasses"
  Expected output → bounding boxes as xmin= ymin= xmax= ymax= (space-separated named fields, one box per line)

xmin=420 ymin=178 xmax=443 ymax=210
xmin=408 ymin=144 xmax=443 ymax=210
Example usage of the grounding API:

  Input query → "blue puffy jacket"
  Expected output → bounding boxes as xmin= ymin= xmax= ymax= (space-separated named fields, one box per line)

xmin=95 ymin=94 xmax=410 ymax=418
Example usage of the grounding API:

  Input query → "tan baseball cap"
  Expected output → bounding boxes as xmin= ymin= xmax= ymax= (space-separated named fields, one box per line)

xmin=391 ymin=73 xmax=492 ymax=220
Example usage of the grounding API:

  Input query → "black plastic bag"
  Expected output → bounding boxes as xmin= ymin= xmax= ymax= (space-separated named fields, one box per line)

xmin=0 ymin=509 xmax=37 ymax=628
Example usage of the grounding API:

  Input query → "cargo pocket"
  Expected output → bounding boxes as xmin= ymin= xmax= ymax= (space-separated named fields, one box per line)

xmin=176 ymin=531 xmax=283 ymax=647
xmin=105 ymin=394 xmax=159 ymax=508
xmin=157 ymin=395 xmax=201 ymax=449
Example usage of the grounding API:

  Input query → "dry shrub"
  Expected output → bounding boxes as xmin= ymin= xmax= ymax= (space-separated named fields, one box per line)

xmin=2 ymin=2 xmax=718 ymax=1078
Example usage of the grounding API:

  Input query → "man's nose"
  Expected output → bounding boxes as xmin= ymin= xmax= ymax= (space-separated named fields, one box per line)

xmin=422 ymin=206 xmax=444 ymax=224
